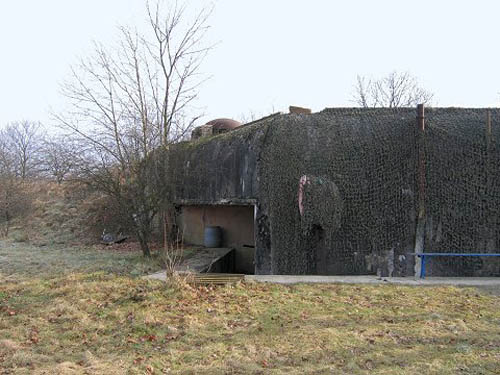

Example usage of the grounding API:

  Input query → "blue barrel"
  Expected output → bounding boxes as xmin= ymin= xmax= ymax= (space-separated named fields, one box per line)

xmin=204 ymin=226 xmax=222 ymax=247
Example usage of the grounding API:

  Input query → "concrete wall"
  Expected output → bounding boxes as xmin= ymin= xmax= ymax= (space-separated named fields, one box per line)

xmin=179 ymin=205 xmax=255 ymax=274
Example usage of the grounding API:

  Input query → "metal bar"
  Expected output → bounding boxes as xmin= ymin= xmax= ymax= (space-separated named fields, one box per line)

xmin=410 ymin=252 xmax=500 ymax=278
xmin=421 ymin=255 xmax=426 ymax=278
xmin=411 ymin=253 xmax=500 ymax=257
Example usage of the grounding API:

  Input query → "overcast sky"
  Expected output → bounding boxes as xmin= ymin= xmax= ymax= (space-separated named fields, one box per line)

xmin=1 ymin=0 xmax=500 ymax=128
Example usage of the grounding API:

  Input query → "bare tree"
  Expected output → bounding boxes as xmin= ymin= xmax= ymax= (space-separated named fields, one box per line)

xmin=0 ymin=129 xmax=33 ymax=236
xmin=353 ymin=71 xmax=433 ymax=108
xmin=40 ymin=136 xmax=81 ymax=184
xmin=0 ymin=134 xmax=14 ymax=235
xmin=55 ymin=1 xmax=213 ymax=257
xmin=0 ymin=131 xmax=15 ymax=174
xmin=2 ymin=121 xmax=44 ymax=180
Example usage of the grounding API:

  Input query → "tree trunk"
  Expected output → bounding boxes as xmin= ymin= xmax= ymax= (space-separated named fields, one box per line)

xmin=131 ymin=208 xmax=153 ymax=257
xmin=137 ymin=230 xmax=151 ymax=257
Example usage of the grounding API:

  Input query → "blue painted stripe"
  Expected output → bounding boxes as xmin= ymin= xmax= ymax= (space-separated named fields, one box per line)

xmin=411 ymin=253 xmax=500 ymax=257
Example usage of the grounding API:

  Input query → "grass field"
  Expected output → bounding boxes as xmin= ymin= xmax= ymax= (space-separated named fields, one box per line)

xmin=1 ymin=239 xmax=499 ymax=374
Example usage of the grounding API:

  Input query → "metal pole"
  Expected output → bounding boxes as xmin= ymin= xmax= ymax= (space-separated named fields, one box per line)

xmin=487 ymin=110 xmax=492 ymax=148
xmin=417 ymin=104 xmax=425 ymax=211
xmin=420 ymin=255 xmax=426 ymax=278
xmin=414 ymin=104 xmax=426 ymax=277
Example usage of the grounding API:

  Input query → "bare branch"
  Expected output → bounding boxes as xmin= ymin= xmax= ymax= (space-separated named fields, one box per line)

xmin=55 ymin=0 xmax=213 ymax=257
xmin=352 ymin=71 xmax=433 ymax=108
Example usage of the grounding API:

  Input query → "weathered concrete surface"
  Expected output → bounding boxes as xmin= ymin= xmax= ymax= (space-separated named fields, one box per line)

xmin=245 ymin=275 xmax=500 ymax=287
xmin=145 ymin=271 xmax=500 ymax=291
xmin=146 ymin=248 xmax=234 ymax=280
xmin=146 ymin=271 xmax=168 ymax=281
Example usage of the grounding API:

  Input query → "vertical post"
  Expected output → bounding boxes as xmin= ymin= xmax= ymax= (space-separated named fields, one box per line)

xmin=417 ymin=104 xmax=426 ymax=212
xmin=420 ymin=255 xmax=426 ymax=279
xmin=486 ymin=110 xmax=492 ymax=148
xmin=485 ymin=110 xmax=494 ymax=252
xmin=414 ymin=104 xmax=426 ymax=277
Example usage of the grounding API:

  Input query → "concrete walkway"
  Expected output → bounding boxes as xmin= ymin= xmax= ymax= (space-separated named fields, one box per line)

xmin=245 ymin=275 xmax=500 ymax=287
xmin=146 ymin=271 xmax=500 ymax=288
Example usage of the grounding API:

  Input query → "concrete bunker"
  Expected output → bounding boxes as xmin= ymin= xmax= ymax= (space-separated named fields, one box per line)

xmin=178 ymin=203 xmax=256 ymax=274
xmin=165 ymin=107 xmax=500 ymax=277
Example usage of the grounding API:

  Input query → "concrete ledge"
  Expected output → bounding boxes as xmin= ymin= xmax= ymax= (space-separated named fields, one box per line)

xmin=146 ymin=271 xmax=500 ymax=289
xmin=244 ymin=275 xmax=500 ymax=287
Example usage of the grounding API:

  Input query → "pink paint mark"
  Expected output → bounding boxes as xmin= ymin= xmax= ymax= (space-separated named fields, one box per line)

xmin=298 ymin=175 xmax=310 ymax=216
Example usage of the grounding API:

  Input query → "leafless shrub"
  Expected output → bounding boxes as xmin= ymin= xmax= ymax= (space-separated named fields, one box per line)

xmin=0 ymin=179 xmax=33 ymax=238
xmin=162 ymin=229 xmax=184 ymax=278
xmin=80 ymin=192 xmax=134 ymax=241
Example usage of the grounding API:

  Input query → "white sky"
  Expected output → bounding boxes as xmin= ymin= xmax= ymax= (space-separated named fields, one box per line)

xmin=1 ymin=0 xmax=500 ymax=128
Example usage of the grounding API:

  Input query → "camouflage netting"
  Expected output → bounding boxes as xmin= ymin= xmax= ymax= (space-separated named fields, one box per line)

xmin=162 ymin=108 xmax=500 ymax=276
xmin=259 ymin=109 xmax=416 ymax=275
xmin=424 ymin=109 xmax=500 ymax=276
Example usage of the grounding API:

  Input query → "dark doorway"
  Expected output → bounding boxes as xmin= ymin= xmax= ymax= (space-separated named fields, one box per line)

xmin=179 ymin=204 xmax=255 ymax=274
xmin=306 ymin=224 xmax=326 ymax=274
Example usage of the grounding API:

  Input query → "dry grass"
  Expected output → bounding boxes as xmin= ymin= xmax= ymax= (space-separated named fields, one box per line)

xmin=0 ymin=239 xmax=165 ymax=281
xmin=4 ymin=181 xmax=88 ymax=246
xmin=1 ymin=241 xmax=499 ymax=374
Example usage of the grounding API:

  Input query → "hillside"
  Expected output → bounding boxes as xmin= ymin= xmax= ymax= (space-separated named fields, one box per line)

xmin=4 ymin=181 xmax=89 ymax=246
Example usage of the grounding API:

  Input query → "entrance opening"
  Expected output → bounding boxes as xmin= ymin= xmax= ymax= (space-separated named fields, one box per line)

xmin=179 ymin=204 xmax=255 ymax=274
